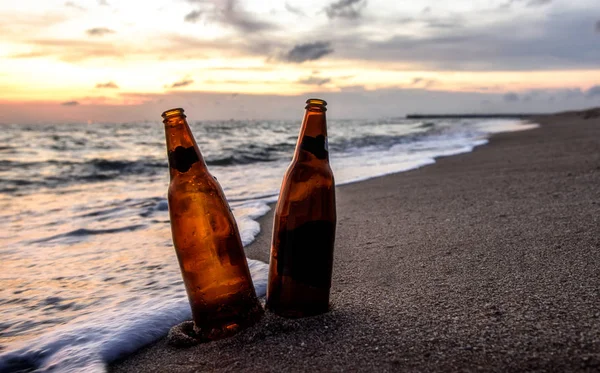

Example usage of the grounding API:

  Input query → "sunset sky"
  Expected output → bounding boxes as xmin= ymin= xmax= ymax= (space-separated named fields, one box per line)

xmin=0 ymin=0 xmax=599 ymax=123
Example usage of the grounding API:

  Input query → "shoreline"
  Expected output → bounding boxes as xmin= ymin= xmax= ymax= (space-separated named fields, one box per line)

xmin=111 ymin=111 xmax=600 ymax=372
xmin=243 ymin=120 xmax=536 ymax=265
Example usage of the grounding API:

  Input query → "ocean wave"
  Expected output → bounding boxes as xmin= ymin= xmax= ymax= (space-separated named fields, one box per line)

xmin=31 ymin=225 xmax=147 ymax=244
xmin=0 ymin=260 xmax=269 ymax=373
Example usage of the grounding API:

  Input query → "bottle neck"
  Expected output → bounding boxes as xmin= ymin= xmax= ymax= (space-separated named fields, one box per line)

xmin=294 ymin=107 xmax=329 ymax=162
xmin=163 ymin=114 xmax=206 ymax=179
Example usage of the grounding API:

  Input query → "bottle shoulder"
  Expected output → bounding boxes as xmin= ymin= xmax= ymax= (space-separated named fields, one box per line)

xmin=279 ymin=160 xmax=336 ymax=202
xmin=286 ymin=158 xmax=334 ymax=178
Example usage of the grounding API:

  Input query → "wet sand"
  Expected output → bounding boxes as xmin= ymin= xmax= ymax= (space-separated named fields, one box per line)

xmin=111 ymin=110 xmax=600 ymax=372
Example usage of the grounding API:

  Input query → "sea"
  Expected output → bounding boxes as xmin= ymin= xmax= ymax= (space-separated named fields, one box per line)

xmin=0 ymin=117 xmax=538 ymax=372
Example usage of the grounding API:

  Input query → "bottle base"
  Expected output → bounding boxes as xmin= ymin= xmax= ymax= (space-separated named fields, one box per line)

xmin=195 ymin=300 xmax=264 ymax=341
xmin=168 ymin=302 xmax=264 ymax=347
xmin=193 ymin=309 xmax=263 ymax=341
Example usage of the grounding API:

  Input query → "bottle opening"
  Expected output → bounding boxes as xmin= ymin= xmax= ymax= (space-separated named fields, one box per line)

xmin=161 ymin=108 xmax=186 ymax=119
xmin=305 ymin=98 xmax=327 ymax=111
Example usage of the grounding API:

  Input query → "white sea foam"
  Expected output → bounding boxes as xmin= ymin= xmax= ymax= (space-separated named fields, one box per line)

xmin=0 ymin=119 xmax=538 ymax=372
xmin=0 ymin=257 xmax=269 ymax=373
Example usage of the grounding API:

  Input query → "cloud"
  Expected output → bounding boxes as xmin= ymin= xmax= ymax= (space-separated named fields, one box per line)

xmin=65 ymin=1 xmax=85 ymax=10
xmin=586 ymin=85 xmax=600 ymax=98
xmin=503 ymin=92 xmax=519 ymax=102
xmin=283 ymin=42 xmax=334 ymax=63
xmin=5 ymin=86 xmax=599 ymax=124
xmin=410 ymin=77 xmax=437 ymax=88
xmin=220 ymin=0 xmax=275 ymax=33
xmin=155 ymin=34 xmax=285 ymax=61
xmin=297 ymin=75 xmax=331 ymax=85
xmin=10 ymin=39 xmax=124 ymax=62
xmin=98 ymin=0 xmax=109 ymax=5
xmin=0 ymin=13 xmax=69 ymax=40
xmin=61 ymin=101 xmax=79 ymax=106
xmin=12 ymin=87 xmax=594 ymax=124
xmin=10 ymin=51 xmax=50 ymax=59
xmin=11 ymin=34 xmax=257 ymax=62
xmin=95 ymin=81 xmax=119 ymax=89
xmin=426 ymin=18 xmax=462 ymax=29
xmin=331 ymin=9 xmax=600 ymax=70
xmin=86 ymin=28 xmax=115 ymax=37
xmin=500 ymin=0 xmax=552 ymax=8
xmin=184 ymin=10 xmax=202 ymax=23
xmin=185 ymin=0 xmax=276 ymax=33
xmin=169 ymin=79 xmax=194 ymax=88
xmin=526 ymin=0 xmax=552 ymax=6
xmin=324 ymin=0 xmax=367 ymax=20
xmin=596 ymin=20 xmax=600 ymax=33
xmin=285 ymin=3 xmax=305 ymax=17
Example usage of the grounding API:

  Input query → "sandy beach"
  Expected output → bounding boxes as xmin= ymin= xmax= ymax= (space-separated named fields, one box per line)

xmin=110 ymin=110 xmax=600 ymax=372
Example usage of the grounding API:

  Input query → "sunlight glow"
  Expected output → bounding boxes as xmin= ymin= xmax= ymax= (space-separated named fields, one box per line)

xmin=0 ymin=0 xmax=599 ymax=121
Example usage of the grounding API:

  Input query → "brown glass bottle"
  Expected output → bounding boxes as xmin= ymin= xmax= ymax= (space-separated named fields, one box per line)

xmin=267 ymin=99 xmax=336 ymax=318
xmin=162 ymin=108 xmax=262 ymax=340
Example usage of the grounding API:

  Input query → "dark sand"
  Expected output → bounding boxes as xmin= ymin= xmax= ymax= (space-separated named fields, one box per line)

xmin=111 ymin=111 xmax=600 ymax=372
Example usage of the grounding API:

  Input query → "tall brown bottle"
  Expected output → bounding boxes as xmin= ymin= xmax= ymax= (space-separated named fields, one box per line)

xmin=267 ymin=98 xmax=336 ymax=318
xmin=162 ymin=108 xmax=262 ymax=340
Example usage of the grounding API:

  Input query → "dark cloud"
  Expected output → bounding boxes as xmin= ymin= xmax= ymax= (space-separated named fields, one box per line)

xmin=422 ymin=7 xmax=431 ymax=14
xmin=169 ymin=79 xmax=194 ymax=88
xmin=185 ymin=0 xmax=276 ymax=33
xmin=86 ymin=28 xmax=115 ymax=37
xmin=332 ymin=9 xmax=600 ymax=70
xmin=285 ymin=3 xmax=305 ymax=17
xmin=587 ymin=85 xmax=600 ymax=98
xmin=220 ymin=0 xmax=274 ymax=33
xmin=596 ymin=20 xmax=600 ymax=33
xmin=61 ymin=101 xmax=79 ymax=106
xmin=410 ymin=77 xmax=437 ymax=88
xmin=184 ymin=10 xmax=202 ymax=23
xmin=297 ymin=75 xmax=331 ymax=85
xmin=324 ymin=0 xmax=367 ymax=20
xmin=95 ymin=81 xmax=119 ymax=89
xmin=503 ymin=92 xmax=519 ymax=102
xmin=284 ymin=42 xmax=334 ymax=63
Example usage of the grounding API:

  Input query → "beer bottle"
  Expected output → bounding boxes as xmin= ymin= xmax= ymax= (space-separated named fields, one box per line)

xmin=162 ymin=108 xmax=263 ymax=340
xmin=266 ymin=98 xmax=336 ymax=318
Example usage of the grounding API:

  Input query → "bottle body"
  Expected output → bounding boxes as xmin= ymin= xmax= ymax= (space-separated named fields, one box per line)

xmin=267 ymin=99 xmax=336 ymax=318
xmin=163 ymin=108 xmax=262 ymax=340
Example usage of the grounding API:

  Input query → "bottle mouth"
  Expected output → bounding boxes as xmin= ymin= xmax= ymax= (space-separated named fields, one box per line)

xmin=305 ymin=98 xmax=327 ymax=111
xmin=161 ymin=108 xmax=186 ymax=120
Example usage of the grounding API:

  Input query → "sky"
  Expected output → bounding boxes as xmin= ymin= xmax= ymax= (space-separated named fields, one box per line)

xmin=0 ymin=0 xmax=599 ymax=123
